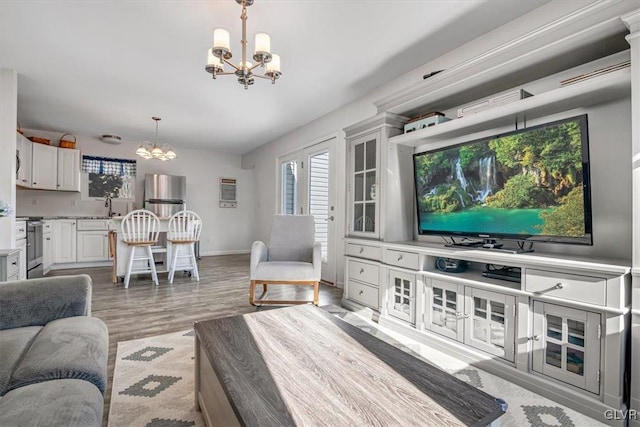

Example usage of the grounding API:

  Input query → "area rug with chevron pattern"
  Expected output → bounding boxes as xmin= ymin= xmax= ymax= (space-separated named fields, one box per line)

xmin=108 ymin=306 xmax=607 ymax=427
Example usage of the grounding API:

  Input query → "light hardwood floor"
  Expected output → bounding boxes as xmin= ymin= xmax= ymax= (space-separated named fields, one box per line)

xmin=48 ymin=254 xmax=343 ymax=426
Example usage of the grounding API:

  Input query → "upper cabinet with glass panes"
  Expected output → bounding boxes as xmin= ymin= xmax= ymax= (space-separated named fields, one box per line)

xmin=344 ymin=112 xmax=409 ymax=241
xmin=350 ymin=133 xmax=379 ymax=236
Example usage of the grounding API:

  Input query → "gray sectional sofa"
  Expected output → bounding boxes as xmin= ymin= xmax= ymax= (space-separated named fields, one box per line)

xmin=0 ymin=274 xmax=108 ymax=426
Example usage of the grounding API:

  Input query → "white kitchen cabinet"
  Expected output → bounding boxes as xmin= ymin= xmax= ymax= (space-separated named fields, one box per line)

xmin=15 ymin=220 xmax=27 ymax=280
xmin=32 ymin=143 xmax=58 ymax=190
xmin=43 ymin=221 xmax=53 ymax=274
xmin=77 ymin=231 xmax=109 ymax=262
xmin=15 ymin=238 xmax=27 ymax=280
xmin=16 ymin=134 xmax=32 ymax=188
xmin=53 ymin=219 xmax=77 ymax=263
xmin=0 ymin=250 xmax=20 ymax=282
xmin=57 ymin=148 xmax=81 ymax=192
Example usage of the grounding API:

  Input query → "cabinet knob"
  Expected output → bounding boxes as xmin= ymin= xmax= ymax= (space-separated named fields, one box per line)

xmin=529 ymin=335 xmax=541 ymax=341
xmin=11 ymin=261 xmax=17 ymax=266
xmin=21 ymin=179 xmax=26 ymax=183
xmin=360 ymin=268 xmax=364 ymax=274
xmin=18 ymin=228 xmax=24 ymax=232
xmin=359 ymin=290 xmax=364 ymax=295
xmin=397 ymin=255 xmax=403 ymax=261
xmin=33 ymin=182 xmax=37 ymax=185
xmin=46 ymin=237 xmax=51 ymax=241
xmin=554 ymin=282 xmax=564 ymax=290
xmin=359 ymin=247 xmax=364 ymax=254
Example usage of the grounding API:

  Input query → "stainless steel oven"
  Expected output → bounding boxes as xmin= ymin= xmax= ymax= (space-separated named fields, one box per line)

xmin=27 ymin=220 xmax=43 ymax=278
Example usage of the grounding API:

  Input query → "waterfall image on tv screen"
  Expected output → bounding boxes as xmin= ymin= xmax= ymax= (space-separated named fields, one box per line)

xmin=413 ymin=115 xmax=593 ymax=244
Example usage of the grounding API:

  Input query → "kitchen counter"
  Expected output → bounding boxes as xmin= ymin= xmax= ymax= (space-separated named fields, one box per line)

xmin=41 ymin=216 xmax=112 ymax=220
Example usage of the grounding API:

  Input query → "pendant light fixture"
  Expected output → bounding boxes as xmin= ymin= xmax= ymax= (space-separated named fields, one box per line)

xmin=136 ymin=117 xmax=177 ymax=161
xmin=205 ymin=0 xmax=282 ymax=89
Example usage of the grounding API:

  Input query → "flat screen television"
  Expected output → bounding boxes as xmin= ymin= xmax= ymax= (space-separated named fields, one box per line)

xmin=413 ymin=114 xmax=593 ymax=245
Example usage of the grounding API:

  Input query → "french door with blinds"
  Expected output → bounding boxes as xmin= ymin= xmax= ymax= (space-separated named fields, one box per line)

xmin=278 ymin=137 xmax=337 ymax=284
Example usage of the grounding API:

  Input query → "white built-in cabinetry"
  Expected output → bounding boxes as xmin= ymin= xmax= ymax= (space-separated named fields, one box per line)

xmin=15 ymin=220 xmax=26 ymax=280
xmin=43 ymin=220 xmax=52 ymax=274
xmin=52 ymin=219 xmax=77 ymax=264
xmin=342 ymin=3 xmax=639 ymax=424
xmin=0 ymin=250 xmax=20 ymax=282
xmin=56 ymin=148 xmax=80 ymax=192
xmin=31 ymin=142 xmax=58 ymax=190
xmin=16 ymin=136 xmax=32 ymax=188
xmin=76 ymin=219 xmax=110 ymax=262
xmin=17 ymin=133 xmax=80 ymax=192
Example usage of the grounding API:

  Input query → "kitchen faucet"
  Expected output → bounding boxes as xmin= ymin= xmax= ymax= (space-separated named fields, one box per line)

xmin=105 ymin=196 xmax=113 ymax=218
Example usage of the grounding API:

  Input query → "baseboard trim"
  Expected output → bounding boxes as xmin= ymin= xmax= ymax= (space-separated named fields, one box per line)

xmin=50 ymin=261 xmax=112 ymax=270
xmin=199 ymin=250 xmax=250 ymax=257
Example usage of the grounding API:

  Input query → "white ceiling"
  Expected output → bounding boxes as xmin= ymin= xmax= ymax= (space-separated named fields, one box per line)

xmin=0 ymin=0 xmax=551 ymax=155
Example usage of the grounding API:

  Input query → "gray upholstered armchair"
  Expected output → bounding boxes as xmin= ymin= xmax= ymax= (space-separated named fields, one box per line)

xmin=250 ymin=215 xmax=321 ymax=306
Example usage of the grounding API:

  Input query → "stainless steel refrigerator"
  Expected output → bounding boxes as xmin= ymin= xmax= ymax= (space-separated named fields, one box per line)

xmin=144 ymin=174 xmax=186 ymax=218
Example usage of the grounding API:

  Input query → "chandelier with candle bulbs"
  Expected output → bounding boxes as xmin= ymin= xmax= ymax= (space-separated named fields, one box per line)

xmin=205 ymin=0 xmax=281 ymax=89
xmin=136 ymin=117 xmax=177 ymax=161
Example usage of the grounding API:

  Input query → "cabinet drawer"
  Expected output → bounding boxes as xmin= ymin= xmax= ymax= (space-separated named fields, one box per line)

xmin=15 ymin=221 xmax=26 ymax=240
xmin=348 ymin=259 xmax=380 ymax=286
xmin=384 ymin=249 xmax=420 ymax=270
xmin=346 ymin=243 xmax=381 ymax=261
xmin=347 ymin=280 xmax=379 ymax=309
xmin=525 ymin=269 xmax=606 ymax=306
xmin=77 ymin=219 xmax=110 ymax=231
xmin=7 ymin=254 xmax=19 ymax=278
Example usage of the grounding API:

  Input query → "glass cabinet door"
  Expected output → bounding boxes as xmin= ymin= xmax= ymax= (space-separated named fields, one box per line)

xmin=426 ymin=280 xmax=465 ymax=341
xmin=388 ymin=270 xmax=415 ymax=324
xmin=532 ymin=301 xmax=601 ymax=394
xmin=464 ymin=288 xmax=516 ymax=362
xmin=349 ymin=133 xmax=379 ymax=236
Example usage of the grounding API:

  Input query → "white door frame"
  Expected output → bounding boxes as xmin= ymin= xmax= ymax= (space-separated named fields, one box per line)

xmin=275 ymin=133 xmax=339 ymax=285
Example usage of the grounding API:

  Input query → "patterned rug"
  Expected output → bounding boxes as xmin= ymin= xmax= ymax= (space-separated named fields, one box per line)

xmin=108 ymin=306 xmax=606 ymax=427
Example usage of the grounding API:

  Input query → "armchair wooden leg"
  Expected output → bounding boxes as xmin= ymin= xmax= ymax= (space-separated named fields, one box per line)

xmin=250 ymin=280 xmax=256 ymax=306
xmin=313 ymin=281 xmax=319 ymax=306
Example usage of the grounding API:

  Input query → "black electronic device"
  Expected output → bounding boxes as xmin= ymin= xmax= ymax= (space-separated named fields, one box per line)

xmin=481 ymin=264 xmax=521 ymax=283
xmin=435 ymin=257 xmax=469 ymax=273
xmin=413 ymin=114 xmax=593 ymax=247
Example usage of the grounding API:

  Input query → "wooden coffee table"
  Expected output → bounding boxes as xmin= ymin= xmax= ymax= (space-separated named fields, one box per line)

xmin=194 ymin=305 xmax=506 ymax=426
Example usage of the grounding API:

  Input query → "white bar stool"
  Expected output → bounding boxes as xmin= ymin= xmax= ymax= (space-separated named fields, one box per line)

xmin=121 ymin=209 xmax=160 ymax=288
xmin=167 ymin=210 xmax=202 ymax=283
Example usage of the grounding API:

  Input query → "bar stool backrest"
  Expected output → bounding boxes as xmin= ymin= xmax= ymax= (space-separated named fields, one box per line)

xmin=168 ymin=210 xmax=202 ymax=242
xmin=121 ymin=209 xmax=160 ymax=244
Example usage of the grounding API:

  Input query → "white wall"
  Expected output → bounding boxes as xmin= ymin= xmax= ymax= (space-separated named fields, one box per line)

xmin=0 ymin=69 xmax=17 ymax=248
xmin=241 ymin=1 xmax=607 ymax=284
xmin=16 ymin=130 xmax=255 ymax=256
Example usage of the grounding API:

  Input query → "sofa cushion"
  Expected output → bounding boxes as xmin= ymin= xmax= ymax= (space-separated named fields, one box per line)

xmin=8 ymin=316 xmax=108 ymax=394
xmin=0 ymin=326 xmax=42 ymax=396
xmin=0 ymin=379 xmax=103 ymax=427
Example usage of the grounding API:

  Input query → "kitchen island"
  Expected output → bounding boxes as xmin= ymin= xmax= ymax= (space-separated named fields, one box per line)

xmin=110 ymin=216 xmax=196 ymax=281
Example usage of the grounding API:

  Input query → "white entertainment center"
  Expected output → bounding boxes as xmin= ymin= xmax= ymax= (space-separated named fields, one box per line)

xmin=341 ymin=3 xmax=640 ymax=425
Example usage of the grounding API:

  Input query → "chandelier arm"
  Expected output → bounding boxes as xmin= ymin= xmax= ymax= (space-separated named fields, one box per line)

xmin=249 ymin=61 xmax=264 ymax=72
xmin=222 ymin=57 xmax=241 ymax=71
xmin=252 ymin=74 xmax=271 ymax=80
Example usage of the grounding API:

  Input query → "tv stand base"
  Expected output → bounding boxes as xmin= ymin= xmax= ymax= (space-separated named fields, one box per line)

xmin=443 ymin=237 xmax=534 ymax=253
